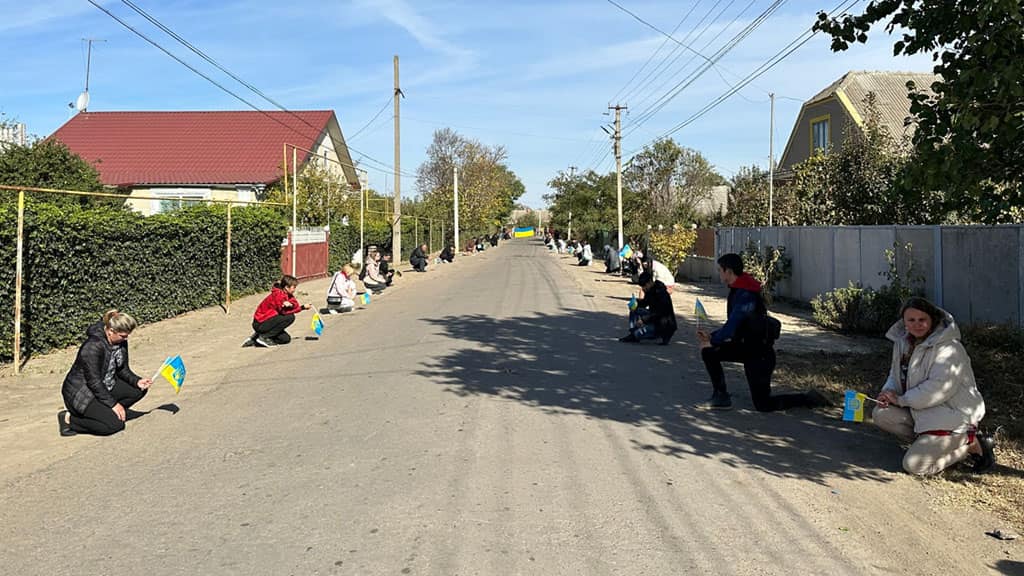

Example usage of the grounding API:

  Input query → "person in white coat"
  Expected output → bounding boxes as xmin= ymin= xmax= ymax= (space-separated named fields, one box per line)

xmin=873 ymin=297 xmax=995 ymax=475
xmin=326 ymin=264 xmax=358 ymax=313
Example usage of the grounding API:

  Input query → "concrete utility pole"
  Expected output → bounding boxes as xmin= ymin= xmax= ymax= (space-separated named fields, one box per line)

xmin=567 ymin=165 xmax=577 ymax=241
xmin=453 ymin=165 xmax=460 ymax=253
xmin=609 ymin=104 xmax=627 ymax=251
xmin=768 ymin=92 xmax=775 ymax=228
xmin=393 ymin=55 xmax=403 ymax=261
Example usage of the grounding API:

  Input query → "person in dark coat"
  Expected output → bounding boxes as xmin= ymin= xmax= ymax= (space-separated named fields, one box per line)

xmin=697 ymin=253 xmax=830 ymax=411
xmin=619 ymin=271 xmax=677 ymax=345
xmin=58 ymin=310 xmax=152 ymax=437
xmin=410 ymin=243 xmax=429 ymax=272
xmin=439 ymin=244 xmax=455 ymax=263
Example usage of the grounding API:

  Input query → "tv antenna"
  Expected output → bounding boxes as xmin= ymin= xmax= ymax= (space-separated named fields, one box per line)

xmin=74 ymin=38 xmax=106 ymax=112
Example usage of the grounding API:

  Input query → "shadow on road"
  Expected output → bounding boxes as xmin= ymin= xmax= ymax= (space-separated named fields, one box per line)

xmin=418 ymin=308 xmax=902 ymax=486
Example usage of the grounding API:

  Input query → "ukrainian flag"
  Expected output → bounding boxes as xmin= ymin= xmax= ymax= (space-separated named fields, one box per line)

xmin=842 ymin=390 xmax=866 ymax=422
xmin=159 ymin=355 xmax=186 ymax=394
xmin=694 ymin=298 xmax=709 ymax=321
xmin=513 ymin=227 xmax=534 ymax=238
xmin=311 ymin=313 xmax=324 ymax=336
xmin=619 ymin=244 xmax=634 ymax=259
xmin=628 ymin=294 xmax=638 ymax=311
xmin=360 ymin=292 xmax=371 ymax=305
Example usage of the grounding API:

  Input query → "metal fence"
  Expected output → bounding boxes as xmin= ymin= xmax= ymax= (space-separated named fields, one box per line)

xmin=716 ymin=225 xmax=1024 ymax=329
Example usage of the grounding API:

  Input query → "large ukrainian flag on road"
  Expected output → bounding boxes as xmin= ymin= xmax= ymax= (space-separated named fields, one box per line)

xmin=514 ymin=227 xmax=534 ymax=238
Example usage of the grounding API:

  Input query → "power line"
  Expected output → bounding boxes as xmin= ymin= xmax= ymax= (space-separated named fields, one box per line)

xmin=347 ymin=96 xmax=393 ymax=141
xmin=626 ymin=0 xmax=862 ymax=157
xmin=619 ymin=0 xmax=726 ymax=108
xmin=92 ymin=0 xmax=414 ymax=178
xmin=625 ymin=0 xmax=787 ymax=136
xmin=608 ymin=0 xmax=704 ymax=104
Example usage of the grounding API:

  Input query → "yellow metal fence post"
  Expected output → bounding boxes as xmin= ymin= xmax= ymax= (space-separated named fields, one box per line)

xmin=13 ymin=189 xmax=25 ymax=374
xmin=226 ymin=202 xmax=232 ymax=314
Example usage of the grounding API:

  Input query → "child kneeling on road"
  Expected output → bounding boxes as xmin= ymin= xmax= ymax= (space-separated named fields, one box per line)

xmin=243 ymin=275 xmax=309 ymax=348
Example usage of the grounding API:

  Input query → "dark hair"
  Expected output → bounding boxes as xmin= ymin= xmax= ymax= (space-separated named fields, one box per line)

xmin=717 ymin=253 xmax=744 ymax=275
xmin=274 ymin=275 xmax=298 ymax=290
xmin=638 ymin=271 xmax=654 ymax=286
xmin=900 ymin=297 xmax=944 ymax=329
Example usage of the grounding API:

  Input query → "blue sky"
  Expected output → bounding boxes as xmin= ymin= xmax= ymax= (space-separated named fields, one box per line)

xmin=0 ymin=0 xmax=934 ymax=207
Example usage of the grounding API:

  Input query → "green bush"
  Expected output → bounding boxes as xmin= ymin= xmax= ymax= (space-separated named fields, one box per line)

xmin=0 ymin=199 xmax=286 ymax=361
xmin=810 ymin=242 xmax=922 ymax=335
xmin=810 ymin=282 xmax=905 ymax=334
xmin=327 ymin=219 xmax=392 ymax=273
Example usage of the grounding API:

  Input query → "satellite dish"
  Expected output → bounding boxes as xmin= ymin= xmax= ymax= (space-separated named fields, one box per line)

xmin=75 ymin=91 xmax=90 ymax=112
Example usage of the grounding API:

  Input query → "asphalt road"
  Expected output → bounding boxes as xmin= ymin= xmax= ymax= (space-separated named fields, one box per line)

xmin=0 ymin=240 xmax=1013 ymax=575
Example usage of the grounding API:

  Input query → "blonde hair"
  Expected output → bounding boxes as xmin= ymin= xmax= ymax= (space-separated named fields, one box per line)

xmin=103 ymin=309 xmax=138 ymax=334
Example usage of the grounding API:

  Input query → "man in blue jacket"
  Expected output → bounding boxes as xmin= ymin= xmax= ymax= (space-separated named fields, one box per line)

xmin=696 ymin=253 xmax=830 ymax=411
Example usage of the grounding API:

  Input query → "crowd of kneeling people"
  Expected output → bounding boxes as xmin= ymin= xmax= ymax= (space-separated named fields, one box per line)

xmin=54 ymin=238 xmax=999 ymax=476
xmin=55 ymin=239 xmax=494 ymax=437
xmin=548 ymin=239 xmax=997 ymax=477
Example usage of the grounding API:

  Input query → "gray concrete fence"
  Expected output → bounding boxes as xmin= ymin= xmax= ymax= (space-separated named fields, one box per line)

xmin=715 ymin=225 xmax=1024 ymax=329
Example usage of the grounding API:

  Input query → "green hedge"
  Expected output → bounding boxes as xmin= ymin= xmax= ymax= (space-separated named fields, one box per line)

xmin=810 ymin=282 xmax=906 ymax=335
xmin=0 ymin=199 xmax=287 ymax=361
xmin=327 ymin=219 xmax=393 ymax=273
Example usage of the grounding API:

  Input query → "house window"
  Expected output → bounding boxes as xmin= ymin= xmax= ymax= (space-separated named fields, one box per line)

xmin=149 ymin=188 xmax=211 ymax=214
xmin=810 ymin=115 xmax=830 ymax=152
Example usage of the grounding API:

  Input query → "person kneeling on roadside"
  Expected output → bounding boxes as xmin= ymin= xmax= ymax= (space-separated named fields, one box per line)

xmin=619 ymin=271 xmax=677 ymax=345
xmin=361 ymin=251 xmax=389 ymax=293
xmin=410 ymin=243 xmax=429 ymax=272
xmin=439 ymin=244 xmax=455 ymax=263
xmin=326 ymin=264 xmax=357 ymax=313
xmin=58 ymin=310 xmax=153 ymax=437
xmin=244 ymin=275 xmax=309 ymax=348
xmin=872 ymin=297 xmax=995 ymax=475
xmin=696 ymin=253 xmax=830 ymax=411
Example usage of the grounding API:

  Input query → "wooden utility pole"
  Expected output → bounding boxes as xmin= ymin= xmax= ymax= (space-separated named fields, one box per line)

xmin=769 ymin=92 xmax=775 ymax=228
xmin=609 ymin=104 xmax=627 ymax=251
xmin=393 ymin=55 xmax=403 ymax=261
xmin=568 ymin=165 xmax=577 ymax=241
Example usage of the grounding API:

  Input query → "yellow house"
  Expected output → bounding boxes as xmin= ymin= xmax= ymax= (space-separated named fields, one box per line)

xmin=51 ymin=110 xmax=359 ymax=214
xmin=777 ymin=71 xmax=939 ymax=179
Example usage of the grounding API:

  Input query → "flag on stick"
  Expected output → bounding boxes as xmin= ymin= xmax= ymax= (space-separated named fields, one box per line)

xmin=360 ymin=292 xmax=371 ymax=305
xmin=842 ymin=390 xmax=868 ymax=422
xmin=628 ymin=294 xmax=638 ymax=311
xmin=619 ymin=244 xmax=634 ymax=259
xmin=311 ymin=312 xmax=324 ymax=336
xmin=694 ymin=298 xmax=709 ymax=321
xmin=158 ymin=355 xmax=187 ymax=394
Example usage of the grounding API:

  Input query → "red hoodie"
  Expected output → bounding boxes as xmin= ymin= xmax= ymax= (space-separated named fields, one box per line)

xmin=253 ymin=286 xmax=302 ymax=323
xmin=730 ymin=273 xmax=762 ymax=293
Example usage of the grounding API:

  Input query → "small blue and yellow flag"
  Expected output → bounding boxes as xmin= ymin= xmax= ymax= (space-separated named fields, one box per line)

xmin=628 ymin=294 xmax=638 ymax=311
xmin=360 ymin=291 xmax=371 ymax=305
xmin=513 ymin=227 xmax=534 ymax=238
xmin=842 ymin=390 xmax=867 ymax=422
xmin=694 ymin=298 xmax=709 ymax=321
xmin=159 ymin=355 xmax=186 ymax=394
xmin=311 ymin=312 xmax=324 ymax=336
xmin=619 ymin=244 xmax=634 ymax=260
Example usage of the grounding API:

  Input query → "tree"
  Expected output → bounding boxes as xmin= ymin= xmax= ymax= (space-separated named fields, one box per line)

xmin=624 ymin=138 xmax=725 ymax=227
xmin=415 ymin=128 xmax=524 ymax=238
xmin=545 ymin=169 xmax=620 ymax=240
xmin=0 ymin=138 xmax=106 ymax=207
xmin=814 ymin=1 xmax=1024 ymax=223
xmin=786 ymin=94 xmax=943 ymax=225
xmin=723 ymin=165 xmax=771 ymax=227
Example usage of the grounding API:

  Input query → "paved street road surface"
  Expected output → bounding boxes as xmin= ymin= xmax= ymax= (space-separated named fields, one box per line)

xmin=1 ymin=241 xmax=1016 ymax=575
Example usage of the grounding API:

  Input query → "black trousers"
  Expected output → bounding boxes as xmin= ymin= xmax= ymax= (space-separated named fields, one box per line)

xmin=68 ymin=377 xmax=148 ymax=436
xmin=701 ymin=342 xmax=810 ymax=412
xmin=411 ymin=256 xmax=427 ymax=271
xmin=253 ymin=313 xmax=295 ymax=344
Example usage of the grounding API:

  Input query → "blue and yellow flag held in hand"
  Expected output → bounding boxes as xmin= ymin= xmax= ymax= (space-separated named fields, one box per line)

xmin=694 ymin=298 xmax=709 ymax=321
xmin=842 ymin=390 xmax=867 ymax=422
xmin=628 ymin=294 xmax=638 ymax=311
xmin=360 ymin=292 xmax=371 ymax=305
xmin=619 ymin=244 xmax=634 ymax=260
xmin=159 ymin=355 xmax=186 ymax=394
xmin=311 ymin=312 xmax=324 ymax=336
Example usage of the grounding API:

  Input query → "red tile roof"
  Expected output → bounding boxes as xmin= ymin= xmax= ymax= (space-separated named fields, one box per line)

xmin=50 ymin=110 xmax=335 ymax=187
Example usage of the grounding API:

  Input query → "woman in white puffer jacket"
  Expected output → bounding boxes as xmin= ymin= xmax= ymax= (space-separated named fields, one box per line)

xmin=873 ymin=297 xmax=995 ymax=475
